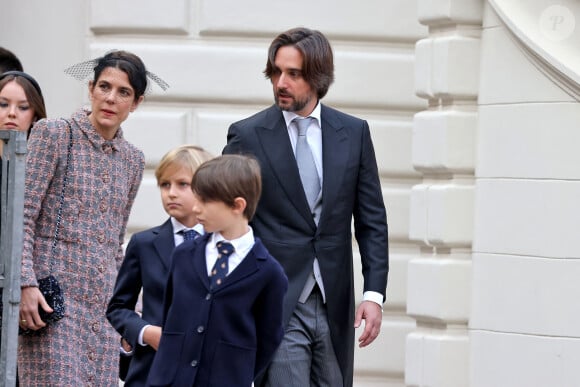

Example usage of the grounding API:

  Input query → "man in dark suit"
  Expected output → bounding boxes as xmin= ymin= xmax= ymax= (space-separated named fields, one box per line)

xmin=223 ymin=27 xmax=389 ymax=387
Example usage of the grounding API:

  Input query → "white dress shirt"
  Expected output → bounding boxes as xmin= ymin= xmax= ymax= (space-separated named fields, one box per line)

xmin=282 ymin=103 xmax=383 ymax=307
xmin=136 ymin=218 xmax=206 ymax=347
xmin=171 ymin=217 xmax=205 ymax=245
xmin=205 ymin=227 xmax=255 ymax=276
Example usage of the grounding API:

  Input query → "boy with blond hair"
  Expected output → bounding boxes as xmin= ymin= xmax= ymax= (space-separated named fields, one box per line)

xmin=107 ymin=145 xmax=213 ymax=385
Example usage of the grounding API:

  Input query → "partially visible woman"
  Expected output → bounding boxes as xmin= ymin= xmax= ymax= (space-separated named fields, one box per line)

xmin=0 ymin=71 xmax=46 ymax=233
xmin=0 ymin=70 xmax=46 ymax=136
xmin=0 ymin=69 xmax=46 ymax=387
xmin=17 ymin=50 xmax=152 ymax=386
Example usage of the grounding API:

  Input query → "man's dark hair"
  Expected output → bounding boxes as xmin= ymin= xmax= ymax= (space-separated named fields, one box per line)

xmin=264 ymin=27 xmax=334 ymax=99
xmin=0 ymin=47 xmax=23 ymax=73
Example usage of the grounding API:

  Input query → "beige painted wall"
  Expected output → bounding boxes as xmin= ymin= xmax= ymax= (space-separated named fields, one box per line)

xmin=6 ymin=1 xmax=577 ymax=386
xmin=1 ymin=1 xmax=427 ymax=385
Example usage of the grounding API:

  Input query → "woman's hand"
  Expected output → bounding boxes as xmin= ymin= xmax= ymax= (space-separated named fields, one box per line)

xmin=19 ymin=286 xmax=53 ymax=331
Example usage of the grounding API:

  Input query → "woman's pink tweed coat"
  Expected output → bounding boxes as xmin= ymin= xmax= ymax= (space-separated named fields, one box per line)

xmin=18 ymin=108 xmax=145 ymax=386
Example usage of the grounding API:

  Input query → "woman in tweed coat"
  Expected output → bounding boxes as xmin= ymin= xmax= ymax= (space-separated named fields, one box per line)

xmin=17 ymin=50 xmax=149 ymax=386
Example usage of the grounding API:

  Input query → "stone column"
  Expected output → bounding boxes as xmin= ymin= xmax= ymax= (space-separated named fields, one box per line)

xmin=405 ymin=1 xmax=483 ymax=386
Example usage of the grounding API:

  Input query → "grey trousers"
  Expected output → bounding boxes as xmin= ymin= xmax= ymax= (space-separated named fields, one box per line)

xmin=263 ymin=287 xmax=343 ymax=387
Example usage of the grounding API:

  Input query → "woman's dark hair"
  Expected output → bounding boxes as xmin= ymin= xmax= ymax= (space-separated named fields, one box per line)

xmin=92 ymin=50 xmax=148 ymax=100
xmin=0 ymin=47 xmax=23 ymax=73
xmin=264 ymin=27 xmax=335 ymax=99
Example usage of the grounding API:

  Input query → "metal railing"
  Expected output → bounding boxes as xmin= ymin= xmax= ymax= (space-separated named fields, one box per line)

xmin=0 ymin=130 xmax=27 ymax=387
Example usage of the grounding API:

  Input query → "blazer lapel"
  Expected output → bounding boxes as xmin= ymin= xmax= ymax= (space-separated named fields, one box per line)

xmin=319 ymin=105 xmax=349 ymax=229
xmin=214 ymin=243 xmax=262 ymax=293
xmin=189 ymin=234 xmax=261 ymax=292
xmin=191 ymin=233 xmax=212 ymax=290
xmin=152 ymin=218 xmax=176 ymax=270
xmin=256 ymin=106 xmax=316 ymax=227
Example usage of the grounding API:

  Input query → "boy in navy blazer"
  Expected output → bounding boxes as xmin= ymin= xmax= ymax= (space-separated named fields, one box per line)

xmin=107 ymin=145 xmax=213 ymax=385
xmin=147 ymin=154 xmax=288 ymax=387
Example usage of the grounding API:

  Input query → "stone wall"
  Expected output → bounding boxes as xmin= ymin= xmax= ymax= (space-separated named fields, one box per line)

xmin=0 ymin=1 xmax=427 ymax=385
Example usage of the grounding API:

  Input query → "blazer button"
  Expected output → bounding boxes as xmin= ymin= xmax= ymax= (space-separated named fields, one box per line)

xmin=190 ymin=360 xmax=198 ymax=367
xmin=197 ymin=326 xmax=205 ymax=333
xmin=205 ymin=293 xmax=211 ymax=300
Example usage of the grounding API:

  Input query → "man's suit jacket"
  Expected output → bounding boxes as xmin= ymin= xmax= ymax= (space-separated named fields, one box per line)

xmin=223 ymin=104 xmax=389 ymax=386
xmin=146 ymin=233 xmax=288 ymax=387
xmin=106 ymin=218 xmax=176 ymax=386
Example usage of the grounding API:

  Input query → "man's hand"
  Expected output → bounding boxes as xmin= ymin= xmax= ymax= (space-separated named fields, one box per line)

xmin=354 ymin=300 xmax=382 ymax=348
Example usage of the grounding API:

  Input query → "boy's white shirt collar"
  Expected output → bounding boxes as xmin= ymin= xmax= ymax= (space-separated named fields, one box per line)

xmin=210 ymin=226 xmax=254 ymax=255
xmin=205 ymin=226 xmax=255 ymax=277
xmin=171 ymin=217 xmax=205 ymax=236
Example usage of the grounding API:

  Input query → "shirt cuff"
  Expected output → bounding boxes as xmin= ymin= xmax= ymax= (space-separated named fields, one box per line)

xmin=363 ymin=291 xmax=384 ymax=309
xmin=138 ymin=325 xmax=151 ymax=347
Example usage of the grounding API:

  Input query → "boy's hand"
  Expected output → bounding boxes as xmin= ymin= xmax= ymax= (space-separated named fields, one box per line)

xmin=143 ymin=325 xmax=162 ymax=350
xmin=121 ymin=338 xmax=133 ymax=352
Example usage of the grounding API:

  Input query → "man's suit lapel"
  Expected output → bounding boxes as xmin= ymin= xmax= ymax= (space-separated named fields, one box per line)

xmin=152 ymin=218 xmax=176 ymax=270
xmin=319 ymin=104 xmax=349 ymax=229
xmin=256 ymin=106 xmax=314 ymax=226
xmin=256 ymin=105 xmax=350 ymax=229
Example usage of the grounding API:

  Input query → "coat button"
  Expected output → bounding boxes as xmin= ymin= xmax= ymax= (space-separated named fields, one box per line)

xmin=205 ymin=293 xmax=211 ymax=300
xmin=197 ymin=326 xmax=205 ymax=333
xmin=190 ymin=360 xmax=198 ymax=367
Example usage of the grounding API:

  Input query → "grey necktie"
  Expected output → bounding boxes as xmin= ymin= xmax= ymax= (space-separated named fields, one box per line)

xmin=294 ymin=117 xmax=320 ymax=210
xmin=294 ymin=117 xmax=325 ymax=304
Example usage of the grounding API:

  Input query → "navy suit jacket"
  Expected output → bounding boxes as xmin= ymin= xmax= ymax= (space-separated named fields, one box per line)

xmin=106 ymin=218 xmax=176 ymax=386
xmin=223 ymin=104 xmax=389 ymax=386
xmin=146 ymin=233 xmax=288 ymax=387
